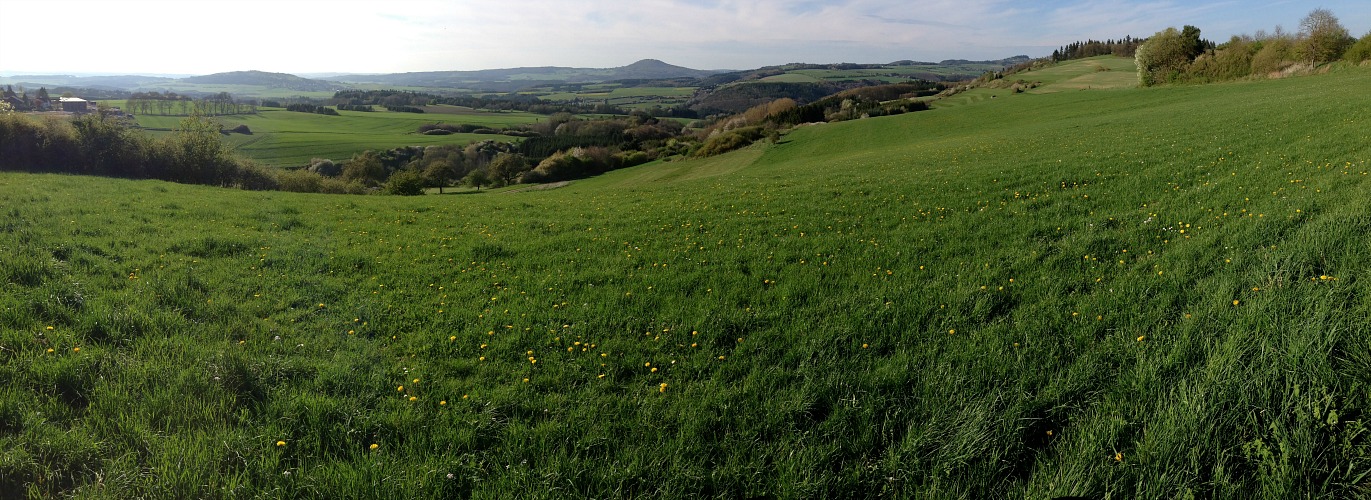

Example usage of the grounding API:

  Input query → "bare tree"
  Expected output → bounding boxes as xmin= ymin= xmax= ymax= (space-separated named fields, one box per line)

xmin=1301 ymin=8 xmax=1352 ymax=65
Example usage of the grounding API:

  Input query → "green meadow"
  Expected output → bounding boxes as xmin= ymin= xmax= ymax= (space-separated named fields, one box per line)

xmin=4 ymin=59 xmax=1371 ymax=497
xmin=117 ymin=106 xmax=545 ymax=167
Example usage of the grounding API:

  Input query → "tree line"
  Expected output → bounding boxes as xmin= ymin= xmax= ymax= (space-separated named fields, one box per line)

xmin=125 ymin=91 xmax=258 ymax=116
xmin=1136 ymin=9 xmax=1371 ymax=86
xmin=1 ymin=110 xmax=274 ymax=188
xmin=1051 ymin=37 xmax=1147 ymax=62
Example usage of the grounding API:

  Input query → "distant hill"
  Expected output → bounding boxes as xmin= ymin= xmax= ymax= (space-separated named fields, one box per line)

xmin=332 ymin=59 xmax=725 ymax=90
xmin=608 ymin=59 xmax=716 ymax=80
xmin=178 ymin=71 xmax=339 ymax=91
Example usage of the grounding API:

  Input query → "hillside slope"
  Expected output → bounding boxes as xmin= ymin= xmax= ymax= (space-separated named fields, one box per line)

xmin=3 ymin=63 xmax=1371 ymax=497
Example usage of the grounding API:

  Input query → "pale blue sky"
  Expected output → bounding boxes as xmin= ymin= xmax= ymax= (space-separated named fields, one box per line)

xmin=1 ymin=0 xmax=1367 ymax=75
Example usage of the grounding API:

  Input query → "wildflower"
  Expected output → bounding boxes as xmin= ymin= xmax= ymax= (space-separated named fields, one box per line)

xmin=397 ymin=385 xmax=404 ymax=392
xmin=1114 ymin=452 xmax=1123 ymax=462
xmin=1136 ymin=336 xmax=1146 ymax=342
xmin=862 ymin=343 xmax=869 ymax=349
xmin=409 ymin=396 xmax=417 ymax=401
xmin=522 ymin=378 xmax=530 ymax=383
xmin=948 ymin=329 xmax=956 ymax=335
xmin=659 ymin=383 xmax=668 ymax=393
xmin=73 ymin=347 xmax=80 ymax=353
xmin=440 ymin=400 xmax=447 ymax=405
xmin=276 ymin=440 xmax=286 ymax=447
xmin=1232 ymin=300 xmax=1240 ymax=306
xmin=370 ymin=443 xmax=379 ymax=451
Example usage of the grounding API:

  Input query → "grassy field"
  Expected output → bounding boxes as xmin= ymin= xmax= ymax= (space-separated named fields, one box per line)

xmin=115 ymin=106 xmax=547 ymax=167
xmin=529 ymin=85 xmax=697 ymax=110
xmin=4 ymin=60 xmax=1371 ymax=497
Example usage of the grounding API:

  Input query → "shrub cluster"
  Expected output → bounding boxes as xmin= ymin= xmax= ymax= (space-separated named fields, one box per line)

xmin=0 ymin=111 xmax=275 ymax=189
xmin=1137 ymin=10 xmax=1369 ymax=86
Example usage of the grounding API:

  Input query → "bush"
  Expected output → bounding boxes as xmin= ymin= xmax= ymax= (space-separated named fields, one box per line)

xmin=384 ymin=169 xmax=426 ymax=195
xmin=695 ymin=126 xmax=767 ymax=157
xmin=1251 ymin=37 xmax=1299 ymax=75
xmin=276 ymin=169 xmax=326 ymax=193
xmin=1345 ymin=32 xmax=1371 ymax=63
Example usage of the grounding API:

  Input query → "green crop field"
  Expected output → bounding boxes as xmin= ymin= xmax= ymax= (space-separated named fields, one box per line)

xmin=4 ymin=60 xmax=1371 ymax=497
xmin=531 ymin=85 xmax=696 ymax=110
xmin=117 ymin=107 xmax=547 ymax=167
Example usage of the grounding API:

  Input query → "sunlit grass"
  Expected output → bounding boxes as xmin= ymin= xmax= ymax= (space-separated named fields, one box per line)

xmin=3 ymin=62 xmax=1371 ymax=497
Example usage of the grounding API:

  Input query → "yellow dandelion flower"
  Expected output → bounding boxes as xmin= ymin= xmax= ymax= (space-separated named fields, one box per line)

xmin=1114 ymin=452 xmax=1123 ymax=462
xmin=408 ymin=396 xmax=417 ymax=401
xmin=276 ymin=440 xmax=286 ymax=447
xmin=659 ymin=383 xmax=668 ymax=393
xmin=862 ymin=343 xmax=869 ymax=349
xmin=1232 ymin=300 xmax=1240 ymax=306
xmin=440 ymin=400 xmax=447 ymax=405
xmin=397 ymin=385 xmax=404 ymax=392
xmin=370 ymin=443 xmax=379 ymax=451
xmin=1136 ymin=335 xmax=1146 ymax=342
xmin=948 ymin=329 xmax=956 ymax=335
xmin=522 ymin=378 xmax=530 ymax=383
xmin=73 ymin=347 xmax=80 ymax=352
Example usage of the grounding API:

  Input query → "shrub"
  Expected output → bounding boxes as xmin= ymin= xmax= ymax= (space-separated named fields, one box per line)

xmin=1251 ymin=37 xmax=1299 ymax=75
xmin=1345 ymin=32 xmax=1371 ymax=63
xmin=276 ymin=169 xmax=326 ymax=193
xmin=695 ymin=126 xmax=767 ymax=157
xmin=384 ymin=169 xmax=426 ymax=195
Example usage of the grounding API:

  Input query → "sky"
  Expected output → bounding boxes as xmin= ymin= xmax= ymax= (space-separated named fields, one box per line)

xmin=1 ymin=0 xmax=1368 ymax=76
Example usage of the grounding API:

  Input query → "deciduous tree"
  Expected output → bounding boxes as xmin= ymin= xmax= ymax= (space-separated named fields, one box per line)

xmin=1300 ymin=8 xmax=1353 ymax=65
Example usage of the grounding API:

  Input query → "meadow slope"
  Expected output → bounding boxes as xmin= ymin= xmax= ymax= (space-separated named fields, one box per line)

xmin=3 ymin=61 xmax=1371 ymax=497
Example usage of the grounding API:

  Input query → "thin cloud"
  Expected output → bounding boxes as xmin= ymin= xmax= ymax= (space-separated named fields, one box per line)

xmin=1 ymin=0 xmax=1367 ymax=74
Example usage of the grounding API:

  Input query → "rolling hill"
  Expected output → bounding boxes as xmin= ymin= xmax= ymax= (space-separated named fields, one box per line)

xmin=178 ymin=70 xmax=341 ymax=91
xmin=5 ymin=58 xmax=1371 ymax=497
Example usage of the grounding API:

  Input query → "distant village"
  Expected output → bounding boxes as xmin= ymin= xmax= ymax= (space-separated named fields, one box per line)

xmin=2 ymin=85 xmax=120 ymax=115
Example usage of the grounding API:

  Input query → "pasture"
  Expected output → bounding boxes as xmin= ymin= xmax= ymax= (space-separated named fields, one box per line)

xmin=3 ymin=59 xmax=1371 ymax=497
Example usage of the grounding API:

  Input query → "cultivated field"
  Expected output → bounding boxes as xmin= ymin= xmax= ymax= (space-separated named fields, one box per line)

xmin=117 ymin=106 xmax=545 ymax=167
xmin=4 ymin=60 xmax=1371 ymax=497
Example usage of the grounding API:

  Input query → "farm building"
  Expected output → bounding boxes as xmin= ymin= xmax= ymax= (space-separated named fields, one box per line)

xmin=59 ymin=97 xmax=91 ymax=113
